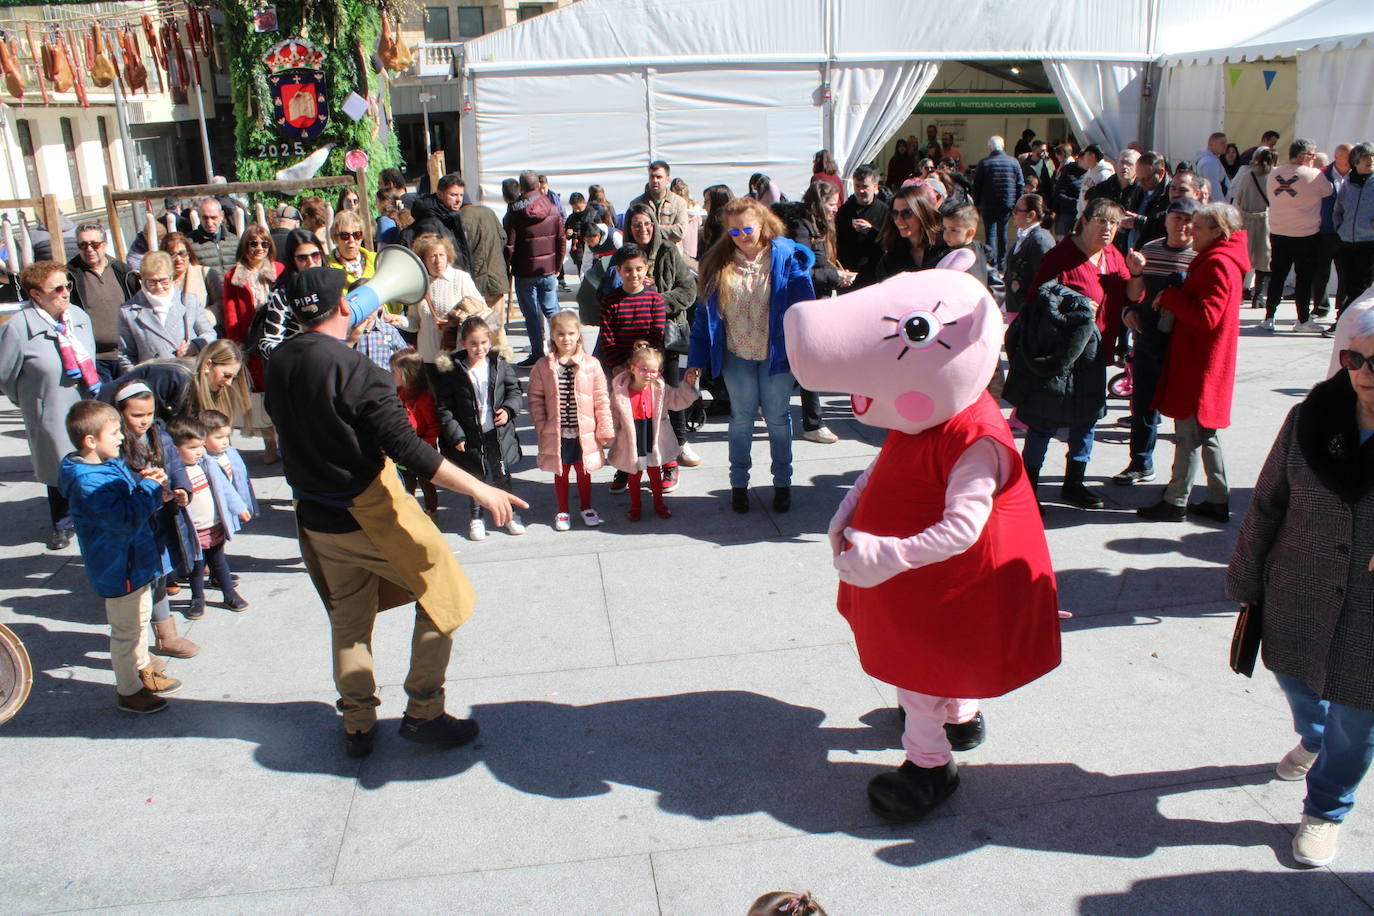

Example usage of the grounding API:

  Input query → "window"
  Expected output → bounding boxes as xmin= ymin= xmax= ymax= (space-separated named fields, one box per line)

xmin=518 ymin=4 xmax=549 ymax=22
xmin=97 ymin=117 xmax=118 ymax=189
xmin=423 ymin=7 xmax=450 ymax=41
xmin=16 ymin=120 xmax=41 ymax=196
xmin=60 ymin=118 xmax=87 ymax=209
xmin=456 ymin=6 xmax=485 ymax=38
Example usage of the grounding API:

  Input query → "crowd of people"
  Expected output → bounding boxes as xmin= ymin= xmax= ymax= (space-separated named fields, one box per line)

xmin=2 ymin=121 xmax=1373 ymax=870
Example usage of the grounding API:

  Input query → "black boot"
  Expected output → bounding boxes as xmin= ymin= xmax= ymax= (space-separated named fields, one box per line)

xmin=1061 ymin=460 xmax=1104 ymax=509
xmin=1251 ymin=271 xmax=1269 ymax=310
xmin=867 ymin=759 xmax=960 ymax=822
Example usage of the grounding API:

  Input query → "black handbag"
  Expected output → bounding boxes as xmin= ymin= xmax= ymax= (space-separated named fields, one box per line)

xmin=664 ymin=318 xmax=690 ymax=355
xmin=1230 ymin=603 xmax=1262 ymax=677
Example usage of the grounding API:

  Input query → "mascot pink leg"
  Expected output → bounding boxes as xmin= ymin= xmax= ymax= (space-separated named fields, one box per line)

xmin=784 ymin=268 xmax=1061 ymax=822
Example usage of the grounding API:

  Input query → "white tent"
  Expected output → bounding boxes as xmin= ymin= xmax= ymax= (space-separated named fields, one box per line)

xmin=455 ymin=0 xmax=1325 ymax=206
xmin=1158 ymin=0 xmax=1374 ymax=159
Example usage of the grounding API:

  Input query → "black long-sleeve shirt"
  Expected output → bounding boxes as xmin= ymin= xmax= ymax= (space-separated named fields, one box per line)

xmin=265 ymin=331 xmax=442 ymax=532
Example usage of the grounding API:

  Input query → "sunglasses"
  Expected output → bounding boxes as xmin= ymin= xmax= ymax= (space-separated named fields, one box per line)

xmin=247 ymin=240 xmax=270 ymax=249
xmin=295 ymin=250 xmax=323 ymax=262
xmin=335 ymin=231 xmax=364 ymax=242
xmin=892 ymin=208 xmax=914 ymax=221
xmin=77 ymin=240 xmax=103 ymax=250
xmin=727 ymin=227 xmax=756 ymax=237
xmin=1339 ymin=350 xmax=1374 ymax=372
xmin=42 ymin=282 xmax=73 ymax=294
xmin=168 ymin=249 xmax=189 ymax=257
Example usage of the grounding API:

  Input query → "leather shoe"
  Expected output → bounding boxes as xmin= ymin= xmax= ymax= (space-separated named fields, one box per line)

xmin=944 ymin=712 xmax=986 ymax=751
xmin=345 ymin=725 xmax=377 ymax=758
xmin=398 ymin=712 xmax=480 ymax=747
xmin=1137 ymin=500 xmax=1186 ymax=521
xmin=1187 ymin=500 xmax=1229 ymax=523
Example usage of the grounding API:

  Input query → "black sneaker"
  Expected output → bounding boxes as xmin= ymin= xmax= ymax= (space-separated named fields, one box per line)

xmin=1112 ymin=466 xmax=1156 ymax=485
xmin=608 ymin=471 xmax=630 ymax=494
xmin=1137 ymin=500 xmax=1186 ymax=521
xmin=345 ymin=725 xmax=377 ymax=758
xmin=398 ymin=712 xmax=480 ymax=747
xmin=659 ymin=466 xmax=680 ymax=493
xmin=1187 ymin=500 xmax=1230 ymax=523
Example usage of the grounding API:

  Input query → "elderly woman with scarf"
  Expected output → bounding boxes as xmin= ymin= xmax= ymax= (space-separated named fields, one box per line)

xmin=0 ymin=260 xmax=101 ymax=549
xmin=1228 ymin=306 xmax=1374 ymax=869
xmin=221 ymin=224 xmax=284 ymax=462
xmin=116 ymin=251 xmax=218 ymax=369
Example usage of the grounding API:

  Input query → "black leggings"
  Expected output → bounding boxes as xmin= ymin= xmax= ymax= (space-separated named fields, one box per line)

xmin=46 ymin=486 xmax=69 ymax=527
xmin=191 ymin=542 xmax=237 ymax=602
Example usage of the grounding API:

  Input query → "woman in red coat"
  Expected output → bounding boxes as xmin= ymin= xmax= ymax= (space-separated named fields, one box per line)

xmin=1139 ymin=203 xmax=1250 ymax=523
xmin=221 ymin=225 xmax=284 ymax=461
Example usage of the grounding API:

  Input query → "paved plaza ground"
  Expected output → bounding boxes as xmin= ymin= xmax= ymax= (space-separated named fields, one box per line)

xmin=2 ymin=289 xmax=1371 ymax=914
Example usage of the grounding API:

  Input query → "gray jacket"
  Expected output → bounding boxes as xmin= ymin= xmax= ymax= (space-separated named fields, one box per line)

xmin=188 ymin=226 xmax=241 ymax=273
xmin=117 ymin=289 xmax=218 ymax=371
xmin=0 ymin=304 xmax=97 ymax=486
xmin=1227 ymin=376 xmax=1374 ymax=710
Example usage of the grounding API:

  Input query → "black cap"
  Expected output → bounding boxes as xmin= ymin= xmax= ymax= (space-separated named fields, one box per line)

xmin=288 ymin=267 xmax=347 ymax=321
xmin=1166 ymin=197 xmax=1199 ymax=216
xmin=274 ymin=204 xmax=302 ymax=220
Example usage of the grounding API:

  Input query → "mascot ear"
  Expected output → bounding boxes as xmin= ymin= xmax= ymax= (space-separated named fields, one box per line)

xmin=969 ymin=292 xmax=1001 ymax=345
xmin=935 ymin=248 xmax=976 ymax=273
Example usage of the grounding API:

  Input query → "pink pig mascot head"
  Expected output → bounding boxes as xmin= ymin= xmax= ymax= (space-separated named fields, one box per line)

xmin=783 ymin=269 xmax=1003 ymax=434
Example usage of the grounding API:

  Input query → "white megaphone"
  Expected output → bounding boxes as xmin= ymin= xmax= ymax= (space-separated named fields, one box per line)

xmin=345 ymin=244 xmax=429 ymax=331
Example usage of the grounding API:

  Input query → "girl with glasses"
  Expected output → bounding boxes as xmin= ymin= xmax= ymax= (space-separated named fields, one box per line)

xmin=221 ymin=224 xmax=284 ymax=463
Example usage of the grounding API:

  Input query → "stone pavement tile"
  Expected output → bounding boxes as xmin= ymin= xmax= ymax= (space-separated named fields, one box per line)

xmin=332 ymin=644 xmax=893 ymax=884
xmin=601 ymin=538 xmax=853 ymax=665
xmin=93 ymin=854 xmax=660 ymax=916
xmin=0 ymin=697 xmax=355 ymax=911
xmin=650 ymin=779 xmax=1363 ymax=915
xmin=1239 ymin=772 xmax=1374 ymax=889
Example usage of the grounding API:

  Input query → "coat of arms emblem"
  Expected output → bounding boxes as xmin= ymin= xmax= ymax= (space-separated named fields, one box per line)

xmin=266 ymin=38 xmax=328 ymax=141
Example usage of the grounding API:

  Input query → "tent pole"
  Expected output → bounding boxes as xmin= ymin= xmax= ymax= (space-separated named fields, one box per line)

xmin=1139 ymin=62 xmax=1159 ymax=150
xmin=822 ymin=0 xmax=836 ymax=155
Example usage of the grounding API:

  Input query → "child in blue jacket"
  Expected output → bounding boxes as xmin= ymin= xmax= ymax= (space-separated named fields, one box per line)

xmin=58 ymin=400 xmax=181 ymax=715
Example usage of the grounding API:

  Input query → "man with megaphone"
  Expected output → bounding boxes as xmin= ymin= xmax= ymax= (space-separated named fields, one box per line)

xmin=265 ymin=263 xmax=527 ymax=760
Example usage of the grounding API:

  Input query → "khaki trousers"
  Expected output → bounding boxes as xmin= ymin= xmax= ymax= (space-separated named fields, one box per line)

xmin=106 ymin=584 xmax=153 ymax=696
xmin=1163 ymin=413 xmax=1228 ymax=506
xmin=298 ymin=526 xmax=454 ymax=732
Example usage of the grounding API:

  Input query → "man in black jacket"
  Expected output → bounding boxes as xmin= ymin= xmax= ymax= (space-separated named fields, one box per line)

xmin=265 ymin=267 xmax=524 ymax=759
xmin=398 ymin=173 xmax=474 ymax=272
xmin=836 ymin=165 xmax=890 ymax=288
xmin=67 ymin=224 xmax=140 ymax=381
xmin=1125 ymin=151 xmax=1175 ymax=250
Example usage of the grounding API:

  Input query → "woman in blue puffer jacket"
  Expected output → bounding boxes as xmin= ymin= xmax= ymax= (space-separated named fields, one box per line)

xmin=1334 ymin=142 xmax=1374 ymax=314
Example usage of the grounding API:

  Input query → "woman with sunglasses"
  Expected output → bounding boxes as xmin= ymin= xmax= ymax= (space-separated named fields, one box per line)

xmin=161 ymin=232 xmax=225 ymax=329
xmin=684 ymin=197 xmax=816 ymax=513
xmin=116 ymin=251 xmax=218 ymax=368
xmin=875 ymin=185 xmax=945 ymax=281
xmin=1227 ymin=304 xmax=1374 ymax=869
xmin=325 ymin=211 xmax=376 ymax=285
xmin=1137 ymin=202 xmax=1249 ymax=522
xmin=0 ymin=260 xmax=100 ymax=548
xmin=221 ymin=225 xmax=284 ymax=463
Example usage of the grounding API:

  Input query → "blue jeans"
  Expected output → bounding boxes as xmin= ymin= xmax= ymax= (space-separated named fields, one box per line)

xmin=1129 ymin=345 xmax=1165 ymax=471
xmin=721 ymin=350 xmax=794 ymax=489
xmin=1021 ymin=423 xmax=1095 ymax=475
xmin=1276 ymin=672 xmax=1374 ymax=823
xmin=982 ymin=210 xmax=1010 ymax=268
xmin=514 ymin=275 xmax=558 ymax=356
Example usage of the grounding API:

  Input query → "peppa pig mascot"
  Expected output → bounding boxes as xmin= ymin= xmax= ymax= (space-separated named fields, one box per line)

xmin=784 ymin=268 xmax=1060 ymax=822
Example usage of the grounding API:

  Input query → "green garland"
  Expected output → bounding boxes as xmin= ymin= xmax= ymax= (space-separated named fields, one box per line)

xmin=217 ymin=0 xmax=401 ymax=215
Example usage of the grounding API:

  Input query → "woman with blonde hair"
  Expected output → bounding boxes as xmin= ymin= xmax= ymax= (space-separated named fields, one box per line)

xmin=299 ymin=196 xmax=331 ymax=249
xmin=684 ymin=197 xmax=816 ymax=513
xmin=326 ymin=210 xmax=375 ymax=284
xmin=406 ymin=232 xmax=487 ymax=365
xmin=162 ymin=232 xmax=225 ymax=327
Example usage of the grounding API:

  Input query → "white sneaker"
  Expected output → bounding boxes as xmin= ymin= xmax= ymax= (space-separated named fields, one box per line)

xmin=1276 ymin=742 xmax=1319 ymax=781
xmin=580 ymin=508 xmax=603 ymax=527
xmin=467 ymin=518 xmax=487 ymax=541
xmin=803 ymin=426 xmax=839 ymax=444
xmin=1292 ymin=815 xmax=1340 ymax=867
xmin=505 ymin=512 xmax=526 ymax=536
xmin=553 ymin=512 xmax=571 ymax=532
xmin=1294 ymin=320 xmax=1322 ymax=333
xmin=677 ymin=443 xmax=702 ymax=467
xmin=1258 ymin=318 xmax=1275 ymax=330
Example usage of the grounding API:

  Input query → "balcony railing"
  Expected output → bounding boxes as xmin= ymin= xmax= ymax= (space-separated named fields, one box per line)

xmin=412 ymin=42 xmax=465 ymax=79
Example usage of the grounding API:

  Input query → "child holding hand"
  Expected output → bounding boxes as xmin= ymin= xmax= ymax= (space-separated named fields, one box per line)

xmin=608 ymin=342 xmax=699 ymax=520
xmin=169 ymin=416 xmax=251 ymax=616
xmin=528 ymin=311 xmax=613 ymax=531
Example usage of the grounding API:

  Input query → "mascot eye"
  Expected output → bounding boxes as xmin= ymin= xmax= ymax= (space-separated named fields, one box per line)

xmin=882 ymin=307 xmax=955 ymax=359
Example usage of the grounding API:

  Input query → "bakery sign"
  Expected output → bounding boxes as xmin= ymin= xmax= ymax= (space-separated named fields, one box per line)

xmin=266 ymin=38 xmax=328 ymax=141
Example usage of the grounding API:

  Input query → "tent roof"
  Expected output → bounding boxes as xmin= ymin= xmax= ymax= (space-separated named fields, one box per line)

xmin=461 ymin=0 xmax=1316 ymax=72
xmin=1160 ymin=0 xmax=1374 ymax=65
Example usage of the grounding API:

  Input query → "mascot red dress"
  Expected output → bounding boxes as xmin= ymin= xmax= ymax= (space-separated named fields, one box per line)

xmin=784 ymin=267 xmax=1061 ymax=821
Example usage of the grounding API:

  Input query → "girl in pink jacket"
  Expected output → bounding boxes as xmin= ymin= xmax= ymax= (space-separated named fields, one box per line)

xmin=527 ymin=312 xmax=613 ymax=531
xmin=608 ymin=342 xmax=700 ymax=520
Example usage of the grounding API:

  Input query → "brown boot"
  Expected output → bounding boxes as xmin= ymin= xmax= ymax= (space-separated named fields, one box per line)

xmin=152 ymin=618 xmax=200 ymax=658
xmin=117 ymin=687 xmax=168 ymax=715
xmin=139 ymin=666 xmax=182 ymax=695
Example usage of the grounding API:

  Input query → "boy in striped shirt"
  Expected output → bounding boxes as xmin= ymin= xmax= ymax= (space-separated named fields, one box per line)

xmin=597 ymin=244 xmax=665 ymax=375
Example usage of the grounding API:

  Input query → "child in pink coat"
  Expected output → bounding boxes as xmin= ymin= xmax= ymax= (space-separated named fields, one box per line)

xmin=608 ymin=342 xmax=699 ymax=520
xmin=527 ymin=311 xmax=614 ymax=531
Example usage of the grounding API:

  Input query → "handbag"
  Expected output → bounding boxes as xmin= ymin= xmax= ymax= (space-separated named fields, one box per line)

xmin=664 ymin=317 xmax=690 ymax=355
xmin=1229 ymin=602 xmax=1262 ymax=677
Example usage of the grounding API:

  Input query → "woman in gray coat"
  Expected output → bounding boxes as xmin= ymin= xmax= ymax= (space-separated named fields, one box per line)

xmin=116 ymin=251 xmax=217 ymax=371
xmin=0 ymin=260 xmax=101 ymax=549
xmin=1227 ymin=307 xmax=1374 ymax=869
